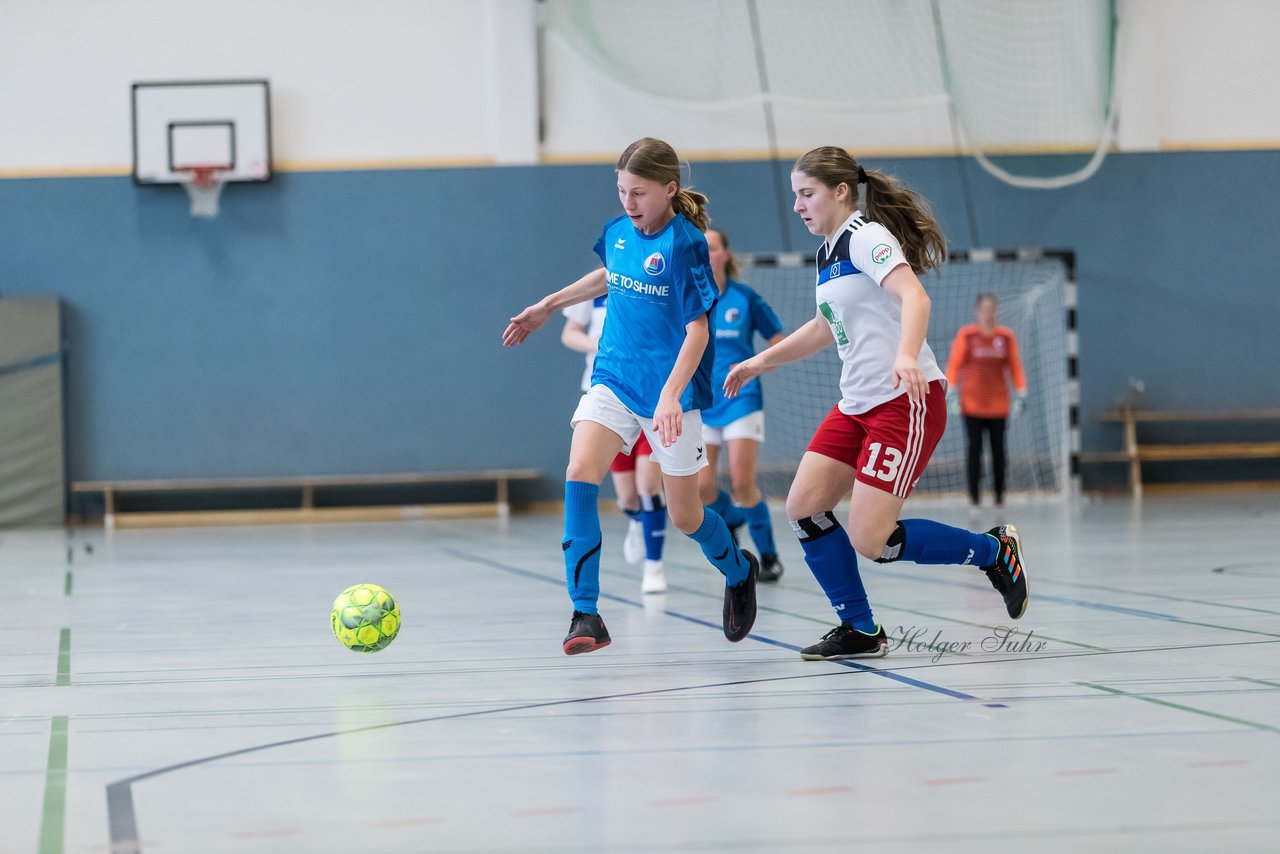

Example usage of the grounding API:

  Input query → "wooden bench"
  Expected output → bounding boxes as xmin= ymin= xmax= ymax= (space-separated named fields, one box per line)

xmin=70 ymin=468 xmax=541 ymax=529
xmin=1079 ymin=407 xmax=1280 ymax=496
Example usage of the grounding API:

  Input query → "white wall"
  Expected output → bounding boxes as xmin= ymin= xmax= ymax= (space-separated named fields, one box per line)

xmin=0 ymin=0 xmax=536 ymax=174
xmin=1 ymin=0 xmax=1276 ymax=176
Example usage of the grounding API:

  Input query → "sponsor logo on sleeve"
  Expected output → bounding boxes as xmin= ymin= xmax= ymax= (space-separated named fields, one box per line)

xmin=872 ymin=244 xmax=893 ymax=264
xmin=644 ymin=252 xmax=666 ymax=275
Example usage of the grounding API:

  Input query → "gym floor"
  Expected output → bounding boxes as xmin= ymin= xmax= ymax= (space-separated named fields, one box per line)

xmin=6 ymin=490 xmax=1280 ymax=853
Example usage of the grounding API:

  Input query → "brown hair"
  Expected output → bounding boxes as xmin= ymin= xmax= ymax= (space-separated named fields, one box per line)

xmin=616 ymin=137 xmax=709 ymax=232
xmin=792 ymin=146 xmax=946 ymax=273
xmin=706 ymin=228 xmax=739 ymax=280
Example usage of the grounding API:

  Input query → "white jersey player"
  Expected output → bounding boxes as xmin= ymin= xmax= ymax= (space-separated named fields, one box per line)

xmin=725 ymin=146 xmax=1030 ymax=661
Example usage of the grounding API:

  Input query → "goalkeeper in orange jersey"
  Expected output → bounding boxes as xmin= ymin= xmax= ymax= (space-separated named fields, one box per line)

xmin=945 ymin=294 xmax=1028 ymax=508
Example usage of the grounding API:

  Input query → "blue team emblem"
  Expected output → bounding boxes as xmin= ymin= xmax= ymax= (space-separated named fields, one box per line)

xmin=724 ymin=307 xmax=741 ymax=323
xmin=829 ymin=263 xmax=842 ymax=279
xmin=644 ymin=252 xmax=666 ymax=275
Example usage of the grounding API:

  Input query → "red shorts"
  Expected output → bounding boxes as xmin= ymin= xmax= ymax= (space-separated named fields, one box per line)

xmin=609 ymin=432 xmax=653 ymax=473
xmin=806 ymin=381 xmax=947 ymax=498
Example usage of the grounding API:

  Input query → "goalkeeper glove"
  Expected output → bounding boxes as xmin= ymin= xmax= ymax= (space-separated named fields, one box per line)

xmin=1011 ymin=391 xmax=1027 ymax=419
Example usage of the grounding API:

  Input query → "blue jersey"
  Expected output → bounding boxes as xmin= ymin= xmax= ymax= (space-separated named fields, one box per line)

xmin=591 ymin=213 xmax=717 ymax=418
xmin=702 ymin=279 xmax=784 ymax=426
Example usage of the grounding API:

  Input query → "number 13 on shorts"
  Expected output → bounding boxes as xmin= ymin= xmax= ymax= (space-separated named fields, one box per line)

xmin=860 ymin=442 xmax=902 ymax=482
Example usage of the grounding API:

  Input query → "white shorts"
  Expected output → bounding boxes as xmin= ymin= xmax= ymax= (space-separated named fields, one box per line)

xmin=571 ymin=384 xmax=708 ymax=477
xmin=702 ymin=410 xmax=765 ymax=446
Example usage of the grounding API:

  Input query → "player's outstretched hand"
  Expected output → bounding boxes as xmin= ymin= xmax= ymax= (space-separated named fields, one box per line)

xmin=723 ymin=358 xmax=762 ymax=398
xmin=653 ymin=396 xmax=683 ymax=448
xmin=503 ymin=302 xmax=551 ymax=347
xmin=892 ymin=354 xmax=928 ymax=402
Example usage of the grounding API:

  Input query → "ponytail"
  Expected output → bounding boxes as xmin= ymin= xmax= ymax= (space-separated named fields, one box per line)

xmin=861 ymin=169 xmax=946 ymax=273
xmin=673 ymin=187 xmax=710 ymax=233
xmin=794 ymin=146 xmax=947 ymax=273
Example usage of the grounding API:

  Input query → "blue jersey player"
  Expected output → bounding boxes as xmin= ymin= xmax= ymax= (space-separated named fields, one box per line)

xmin=504 ymin=138 xmax=760 ymax=655
xmin=696 ymin=229 xmax=787 ymax=582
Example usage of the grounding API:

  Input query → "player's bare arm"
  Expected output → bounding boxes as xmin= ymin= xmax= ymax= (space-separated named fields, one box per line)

xmin=503 ymin=268 xmax=608 ymax=346
xmin=653 ymin=313 xmax=709 ymax=447
xmin=723 ymin=316 xmax=832 ymax=397
xmin=882 ymin=264 xmax=932 ymax=401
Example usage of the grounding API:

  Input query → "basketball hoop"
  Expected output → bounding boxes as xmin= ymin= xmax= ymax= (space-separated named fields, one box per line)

xmin=177 ymin=165 xmax=228 ymax=218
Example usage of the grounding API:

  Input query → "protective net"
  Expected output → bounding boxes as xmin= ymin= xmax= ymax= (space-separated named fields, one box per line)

xmin=545 ymin=0 xmax=1116 ymax=187
xmin=737 ymin=250 xmax=1074 ymax=503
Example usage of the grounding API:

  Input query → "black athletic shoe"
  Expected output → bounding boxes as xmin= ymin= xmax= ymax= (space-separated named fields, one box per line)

xmin=758 ymin=552 xmax=784 ymax=583
xmin=563 ymin=611 xmax=611 ymax=656
xmin=723 ymin=550 xmax=759 ymax=642
xmin=982 ymin=524 xmax=1029 ymax=619
xmin=800 ymin=623 xmax=888 ymax=660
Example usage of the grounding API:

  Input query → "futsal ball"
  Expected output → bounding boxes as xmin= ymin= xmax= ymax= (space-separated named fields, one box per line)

xmin=331 ymin=583 xmax=400 ymax=652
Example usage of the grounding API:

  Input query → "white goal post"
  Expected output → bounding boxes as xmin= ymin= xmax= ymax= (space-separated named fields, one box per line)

xmin=735 ymin=248 xmax=1079 ymax=505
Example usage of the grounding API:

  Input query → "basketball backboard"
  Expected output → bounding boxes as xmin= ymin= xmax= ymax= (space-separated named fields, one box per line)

xmin=131 ymin=79 xmax=272 ymax=185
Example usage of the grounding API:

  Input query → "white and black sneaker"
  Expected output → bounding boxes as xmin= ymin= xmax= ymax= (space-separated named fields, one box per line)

xmin=982 ymin=525 xmax=1029 ymax=619
xmin=800 ymin=624 xmax=888 ymax=660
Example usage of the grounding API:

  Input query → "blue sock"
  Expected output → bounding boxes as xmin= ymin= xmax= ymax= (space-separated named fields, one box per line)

xmin=708 ymin=489 xmax=745 ymax=529
xmin=742 ymin=500 xmax=776 ymax=556
xmin=622 ymin=505 xmax=641 ymax=522
xmin=563 ymin=481 xmax=602 ymax=613
xmin=899 ymin=519 xmax=998 ymax=567
xmin=688 ymin=508 xmax=749 ymax=585
xmin=640 ymin=494 xmax=666 ymax=561
xmin=792 ymin=512 xmax=877 ymax=632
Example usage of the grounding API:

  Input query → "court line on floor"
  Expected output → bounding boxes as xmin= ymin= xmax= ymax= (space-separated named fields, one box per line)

xmin=1037 ymin=573 xmax=1280 ymax=616
xmin=862 ymin=568 xmax=1280 ymax=639
xmin=660 ymin=558 xmax=1106 ymax=652
xmin=56 ymin=629 xmax=71 ymax=686
xmin=38 ymin=715 xmax=68 ymax=854
xmin=100 ymin=657 xmax=992 ymax=854
xmin=1078 ymin=682 xmax=1280 ymax=734
xmin=101 ymin=633 xmax=1280 ymax=852
xmin=445 ymin=548 xmax=991 ymax=704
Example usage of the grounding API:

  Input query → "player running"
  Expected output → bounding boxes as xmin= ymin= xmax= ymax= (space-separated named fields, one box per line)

xmin=725 ymin=147 xmax=1029 ymax=660
xmin=505 ymin=137 xmax=759 ymax=655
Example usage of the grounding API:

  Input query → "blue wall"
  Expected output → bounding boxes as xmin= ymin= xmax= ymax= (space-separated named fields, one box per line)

xmin=2 ymin=150 xmax=1277 ymax=494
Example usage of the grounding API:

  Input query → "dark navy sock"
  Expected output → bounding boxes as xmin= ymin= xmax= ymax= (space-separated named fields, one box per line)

xmin=689 ymin=508 xmax=749 ymax=585
xmin=708 ymin=489 xmax=745 ymax=529
xmin=640 ymin=493 xmax=666 ymax=561
xmin=563 ymin=481 xmax=602 ymax=613
xmin=742 ymin=500 xmax=776 ymax=556
xmin=792 ymin=512 xmax=876 ymax=632
xmin=899 ymin=518 xmax=998 ymax=567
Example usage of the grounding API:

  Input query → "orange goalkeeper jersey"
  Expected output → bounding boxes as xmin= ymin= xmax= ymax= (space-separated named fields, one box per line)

xmin=945 ymin=325 xmax=1027 ymax=418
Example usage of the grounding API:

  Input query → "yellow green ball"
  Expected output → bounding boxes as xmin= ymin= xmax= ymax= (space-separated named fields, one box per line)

xmin=330 ymin=583 xmax=400 ymax=652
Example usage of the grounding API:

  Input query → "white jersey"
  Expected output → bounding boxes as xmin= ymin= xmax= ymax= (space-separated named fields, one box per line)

xmin=562 ymin=295 xmax=608 ymax=392
xmin=813 ymin=210 xmax=946 ymax=415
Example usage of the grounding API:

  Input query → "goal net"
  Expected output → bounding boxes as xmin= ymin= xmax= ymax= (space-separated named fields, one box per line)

xmin=738 ymin=250 xmax=1076 ymax=504
xmin=545 ymin=0 xmax=1116 ymax=188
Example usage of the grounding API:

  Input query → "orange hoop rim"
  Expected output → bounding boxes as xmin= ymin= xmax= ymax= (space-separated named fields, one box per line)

xmin=176 ymin=165 xmax=229 ymax=190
